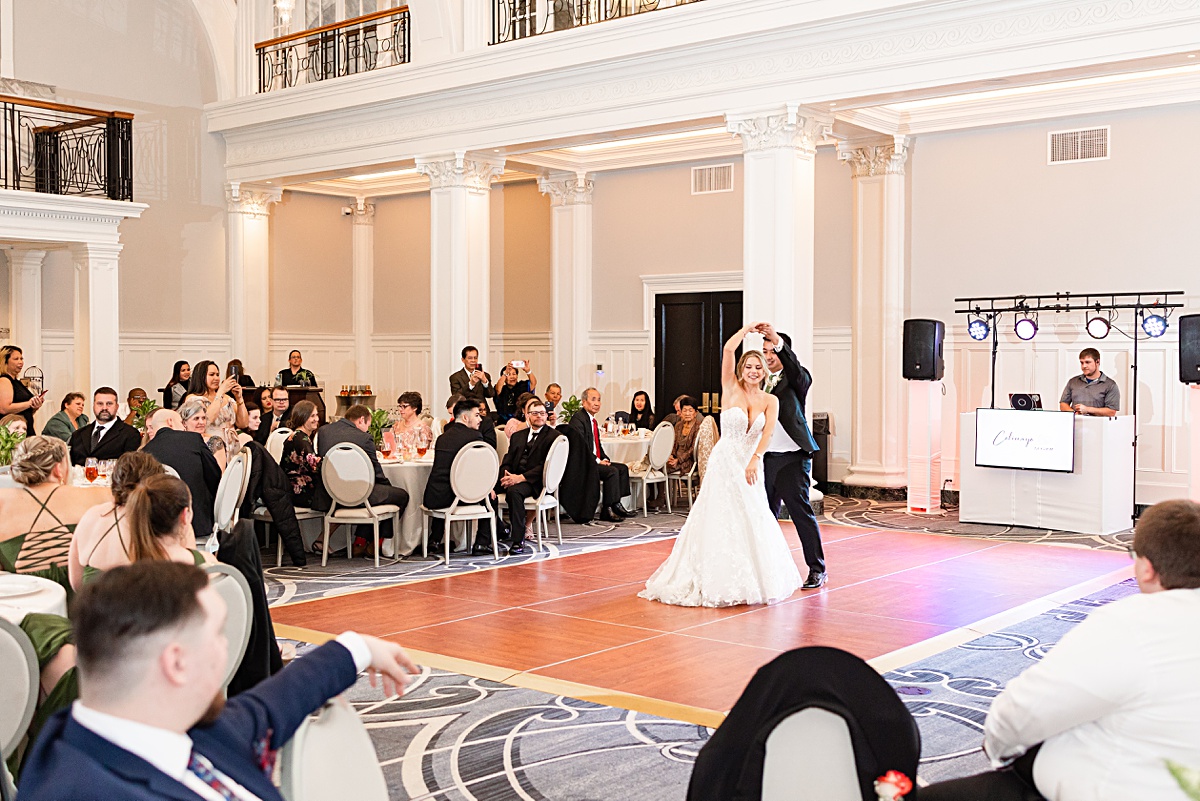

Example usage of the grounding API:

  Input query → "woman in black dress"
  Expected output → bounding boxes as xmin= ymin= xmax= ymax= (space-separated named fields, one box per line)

xmin=0 ymin=345 xmax=44 ymax=434
xmin=629 ymin=390 xmax=656 ymax=430
xmin=280 ymin=400 xmax=321 ymax=508
xmin=164 ymin=360 xmax=191 ymax=410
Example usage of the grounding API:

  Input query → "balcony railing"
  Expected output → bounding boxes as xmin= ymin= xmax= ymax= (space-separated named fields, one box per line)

xmin=1 ymin=95 xmax=133 ymax=201
xmin=492 ymin=0 xmax=704 ymax=44
xmin=256 ymin=6 xmax=411 ymax=93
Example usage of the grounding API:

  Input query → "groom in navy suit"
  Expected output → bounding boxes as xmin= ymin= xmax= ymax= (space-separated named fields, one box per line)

xmin=19 ymin=561 xmax=418 ymax=801
xmin=758 ymin=323 xmax=826 ymax=589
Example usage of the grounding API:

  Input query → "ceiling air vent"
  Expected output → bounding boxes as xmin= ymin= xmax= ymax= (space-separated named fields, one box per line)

xmin=692 ymin=163 xmax=734 ymax=195
xmin=1048 ymin=127 xmax=1109 ymax=164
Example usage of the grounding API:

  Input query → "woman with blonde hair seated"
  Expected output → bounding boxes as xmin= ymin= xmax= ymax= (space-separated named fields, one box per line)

xmin=179 ymin=395 xmax=227 ymax=470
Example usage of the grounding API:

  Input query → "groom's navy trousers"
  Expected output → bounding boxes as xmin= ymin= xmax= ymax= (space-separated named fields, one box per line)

xmin=764 ymin=451 xmax=825 ymax=573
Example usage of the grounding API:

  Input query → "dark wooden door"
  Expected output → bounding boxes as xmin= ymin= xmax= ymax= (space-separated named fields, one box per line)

xmin=653 ymin=291 xmax=742 ymax=421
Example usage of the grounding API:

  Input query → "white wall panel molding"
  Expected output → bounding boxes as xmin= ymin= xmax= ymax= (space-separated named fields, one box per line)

xmin=640 ymin=270 xmax=743 ymax=331
xmin=210 ymin=1 xmax=1200 ymax=182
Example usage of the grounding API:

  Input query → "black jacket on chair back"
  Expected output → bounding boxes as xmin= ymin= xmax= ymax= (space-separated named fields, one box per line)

xmin=555 ymin=422 xmax=599 ymax=523
xmin=142 ymin=428 xmax=223 ymax=541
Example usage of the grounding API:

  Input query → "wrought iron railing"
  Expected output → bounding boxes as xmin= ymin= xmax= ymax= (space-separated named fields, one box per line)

xmin=1 ymin=95 xmax=133 ymax=201
xmin=492 ymin=0 xmax=704 ymax=44
xmin=256 ymin=6 xmax=411 ymax=93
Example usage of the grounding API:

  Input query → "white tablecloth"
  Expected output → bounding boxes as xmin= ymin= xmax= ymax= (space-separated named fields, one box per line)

xmin=601 ymin=435 xmax=652 ymax=466
xmin=382 ymin=459 xmax=434 ymax=556
xmin=0 ymin=573 xmax=68 ymax=623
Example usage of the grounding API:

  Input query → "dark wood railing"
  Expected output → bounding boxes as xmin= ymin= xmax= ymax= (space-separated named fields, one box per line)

xmin=492 ymin=0 xmax=704 ymax=44
xmin=256 ymin=6 xmax=411 ymax=93
xmin=1 ymin=95 xmax=133 ymax=201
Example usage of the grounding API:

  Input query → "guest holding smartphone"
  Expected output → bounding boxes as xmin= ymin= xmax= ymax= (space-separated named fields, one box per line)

xmin=494 ymin=360 xmax=537 ymax=423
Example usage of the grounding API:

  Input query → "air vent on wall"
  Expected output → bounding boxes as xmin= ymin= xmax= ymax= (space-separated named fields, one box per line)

xmin=1048 ymin=126 xmax=1109 ymax=164
xmin=692 ymin=163 xmax=734 ymax=194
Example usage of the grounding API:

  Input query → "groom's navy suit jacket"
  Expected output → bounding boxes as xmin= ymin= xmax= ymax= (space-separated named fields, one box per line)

xmin=20 ymin=640 xmax=359 ymax=801
xmin=770 ymin=338 xmax=819 ymax=455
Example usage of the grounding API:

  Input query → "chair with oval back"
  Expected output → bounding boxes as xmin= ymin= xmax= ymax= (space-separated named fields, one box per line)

xmin=0 ymin=617 xmax=37 ymax=801
xmin=280 ymin=697 xmax=388 ymax=801
xmin=420 ymin=442 xmax=500 ymax=563
xmin=319 ymin=443 xmax=401 ymax=568
xmin=629 ymin=422 xmax=674 ymax=517
xmin=493 ymin=428 xmax=509 ymax=463
xmin=266 ymin=427 xmax=293 ymax=463
xmin=208 ymin=449 xmax=251 ymax=553
xmin=202 ymin=563 xmax=253 ymax=694
xmin=527 ymin=435 xmax=570 ymax=549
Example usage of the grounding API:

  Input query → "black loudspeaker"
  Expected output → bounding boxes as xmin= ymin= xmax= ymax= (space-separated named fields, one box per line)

xmin=902 ymin=319 xmax=945 ymax=381
xmin=1181 ymin=314 xmax=1200 ymax=384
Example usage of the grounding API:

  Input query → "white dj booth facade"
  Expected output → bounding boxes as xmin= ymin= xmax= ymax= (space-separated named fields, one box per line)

xmin=958 ymin=412 xmax=1135 ymax=535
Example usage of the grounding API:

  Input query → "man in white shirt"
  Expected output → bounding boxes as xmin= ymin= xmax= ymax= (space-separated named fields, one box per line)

xmin=20 ymin=560 xmax=418 ymax=801
xmin=922 ymin=499 xmax=1200 ymax=801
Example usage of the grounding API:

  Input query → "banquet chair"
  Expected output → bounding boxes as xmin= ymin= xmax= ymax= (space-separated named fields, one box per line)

xmin=668 ymin=460 xmax=698 ymax=509
xmin=494 ymin=428 xmax=509 ymax=463
xmin=237 ymin=446 xmax=324 ymax=567
xmin=420 ymin=442 xmax=500 ymax=563
xmin=761 ymin=708 xmax=859 ymax=801
xmin=320 ymin=443 xmax=401 ymax=568
xmin=203 ymin=564 xmax=253 ymax=694
xmin=280 ymin=697 xmax=387 ymax=801
xmin=629 ymin=422 xmax=674 ymax=517
xmin=266 ymin=427 xmax=292 ymax=463
xmin=0 ymin=617 xmax=37 ymax=801
xmin=208 ymin=449 xmax=251 ymax=548
xmin=528 ymin=436 xmax=569 ymax=548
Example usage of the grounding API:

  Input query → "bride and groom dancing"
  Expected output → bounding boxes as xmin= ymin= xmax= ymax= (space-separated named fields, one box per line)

xmin=639 ymin=321 xmax=827 ymax=608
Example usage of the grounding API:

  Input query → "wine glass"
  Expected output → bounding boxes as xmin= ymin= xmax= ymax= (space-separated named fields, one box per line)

xmin=84 ymin=458 xmax=99 ymax=483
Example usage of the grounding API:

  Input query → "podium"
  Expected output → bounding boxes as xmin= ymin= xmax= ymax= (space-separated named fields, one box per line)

xmin=959 ymin=412 xmax=1134 ymax=535
xmin=284 ymin=386 xmax=326 ymax=424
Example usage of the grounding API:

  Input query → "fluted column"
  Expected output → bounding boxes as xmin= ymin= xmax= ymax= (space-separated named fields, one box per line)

xmin=71 ymin=243 xmax=122 ymax=393
xmin=538 ymin=172 xmax=594 ymax=395
xmin=839 ymin=136 xmax=910 ymax=488
xmin=416 ymin=153 xmax=504 ymax=397
xmin=351 ymin=198 xmax=375 ymax=383
xmin=226 ymin=182 xmax=282 ymax=383
xmin=8 ymin=247 xmax=46 ymax=369
xmin=727 ymin=104 xmax=829 ymax=366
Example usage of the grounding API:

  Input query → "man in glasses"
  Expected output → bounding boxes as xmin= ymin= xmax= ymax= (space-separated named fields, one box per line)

xmin=497 ymin=396 xmax=561 ymax=554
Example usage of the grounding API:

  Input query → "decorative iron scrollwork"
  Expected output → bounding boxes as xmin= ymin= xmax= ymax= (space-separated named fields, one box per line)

xmin=492 ymin=0 xmax=704 ymax=45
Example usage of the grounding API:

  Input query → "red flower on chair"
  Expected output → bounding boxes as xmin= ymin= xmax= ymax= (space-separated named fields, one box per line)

xmin=874 ymin=770 xmax=913 ymax=800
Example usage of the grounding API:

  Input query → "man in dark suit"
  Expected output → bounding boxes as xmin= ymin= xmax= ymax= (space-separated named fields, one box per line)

xmin=19 ymin=560 xmax=417 ymax=801
xmin=759 ymin=323 xmax=826 ymax=589
xmin=142 ymin=409 xmax=222 ymax=543
xmin=254 ymin=386 xmax=291 ymax=445
xmin=448 ymin=345 xmax=494 ymax=404
xmin=498 ymin=395 xmax=561 ymax=554
xmin=424 ymin=398 xmax=498 ymax=555
xmin=69 ymin=387 xmax=142 ymax=466
xmin=568 ymin=387 xmax=634 ymax=522
xmin=314 ymin=404 xmax=409 ymax=550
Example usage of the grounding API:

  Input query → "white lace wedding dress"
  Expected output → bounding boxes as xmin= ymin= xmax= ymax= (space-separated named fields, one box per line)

xmin=639 ymin=406 xmax=802 ymax=607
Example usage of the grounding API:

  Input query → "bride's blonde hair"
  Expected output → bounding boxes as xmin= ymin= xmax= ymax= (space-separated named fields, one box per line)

xmin=736 ymin=350 xmax=766 ymax=391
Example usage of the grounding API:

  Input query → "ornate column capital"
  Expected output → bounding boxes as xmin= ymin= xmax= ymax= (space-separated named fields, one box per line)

xmin=537 ymin=172 xmax=594 ymax=207
xmin=226 ymin=182 xmax=283 ymax=218
xmin=726 ymin=105 xmax=831 ymax=156
xmin=350 ymin=197 xmax=376 ymax=225
xmin=6 ymin=247 xmax=47 ymax=274
xmin=415 ymin=153 xmax=505 ymax=192
xmin=837 ymin=136 xmax=910 ymax=178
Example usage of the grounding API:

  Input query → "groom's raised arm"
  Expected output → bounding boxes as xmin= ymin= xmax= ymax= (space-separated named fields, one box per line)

xmin=773 ymin=335 xmax=812 ymax=397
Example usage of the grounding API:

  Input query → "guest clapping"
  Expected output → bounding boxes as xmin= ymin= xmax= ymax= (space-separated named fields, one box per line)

xmin=494 ymin=361 xmax=537 ymax=423
xmin=41 ymin=393 xmax=88 ymax=442
xmin=0 ymin=344 xmax=43 ymax=433
xmin=630 ymin=390 xmax=655 ymax=430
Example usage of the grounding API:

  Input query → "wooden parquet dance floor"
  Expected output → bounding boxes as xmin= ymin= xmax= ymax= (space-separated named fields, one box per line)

xmin=272 ymin=524 xmax=1130 ymax=719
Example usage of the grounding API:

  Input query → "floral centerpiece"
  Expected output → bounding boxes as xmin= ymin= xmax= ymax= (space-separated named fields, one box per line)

xmin=558 ymin=394 xmax=583 ymax=425
xmin=367 ymin=408 xmax=394 ymax=448
xmin=132 ymin=398 xmax=161 ymax=433
xmin=0 ymin=426 xmax=25 ymax=467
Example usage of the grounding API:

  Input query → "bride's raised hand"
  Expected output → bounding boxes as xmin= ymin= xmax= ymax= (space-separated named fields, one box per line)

xmin=745 ymin=454 xmax=761 ymax=485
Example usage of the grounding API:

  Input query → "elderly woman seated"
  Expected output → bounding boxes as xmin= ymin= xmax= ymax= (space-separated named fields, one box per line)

xmin=648 ymin=396 xmax=701 ymax=509
xmin=392 ymin=391 xmax=433 ymax=453
xmin=179 ymin=396 xmax=227 ymax=470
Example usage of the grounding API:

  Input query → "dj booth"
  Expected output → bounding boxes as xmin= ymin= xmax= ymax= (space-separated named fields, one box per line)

xmin=958 ymin=409 xmax=1134 ymax=535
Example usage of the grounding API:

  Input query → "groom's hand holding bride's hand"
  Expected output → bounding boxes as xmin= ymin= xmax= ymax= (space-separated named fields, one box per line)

xmin=755 ymin=322 xmax=780 ymax=345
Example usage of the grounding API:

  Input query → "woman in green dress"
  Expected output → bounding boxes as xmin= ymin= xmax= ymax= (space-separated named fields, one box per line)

xmin=39 ymin=392 xmax=89 ymax=443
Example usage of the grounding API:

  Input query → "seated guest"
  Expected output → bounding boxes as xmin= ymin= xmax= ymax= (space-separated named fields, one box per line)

xmin=255 ymin=386 xmax=291 ymax=445
xmin=498 ymin=396 xmax=561 ymax=555
xmin=238 ymin=434 xmax=308 ymax=566
xmin=40 ymin=392 xmax=88 ymax=443
xmin=18 ymin=561 xmax=419 ymax=801
xmin=662 ymin=395 xmax=687 ymax=428
xmin=0 ymin=437 xmax=108 ymax=591
xmin=423 ymin=398 xmax=497 ymax=555
xmin=449 ymin=345 xmax=494 ymax=403
xmin=164 ymin=360 xmax=190 ymax=410
xmin=143 ymin=408 xmax=223 ymax=542
xmin=392 ymin=391 xmax=432 ymax=453
xmin=630 ymin=390 xmax=656 ymax=429
xmin=258 ymin=386 xmax=274 ymax=418
xmin=68 ymin=387 xmax=141 ymax=466
xmin=477 ymin=398 xmax=498 ymax=449
xmin=922 ymin=498 xmax=1200 ymax=801
xmin=314 ymin=405 xmax=409 ymax=555
xmin=281 ymin=400 xmax=321 ymax=509
xmin=239 ymin=399 xmax=262 ymax=439
xmin=503 ymin=391 xmax=536 ymax=438
xmin=667 ymin=396 xmax=700 ymax=475
xmin=494 ymin=361 xmax=537 ymax=423
xmin=185 ymin=359 xmax=248 ymax=460
xmin=544 ymin=383 xmax=563 ymax=426
xmin=568 ymin=388 xmax=634 ymax=522
xmin=226 ymin=358 xmax=256 ymax=389
xmin=2 ymin=411 xmax=28 ymax=435
xmin=118 ymin=387 xmax=148 ymax=425
xmin=0 ymin=344 xmax=43 ymax=433
xmin=276 ymin=349 xmax=317 ymax=386
xmin=178 ymin=397 xmax=226 ymax=470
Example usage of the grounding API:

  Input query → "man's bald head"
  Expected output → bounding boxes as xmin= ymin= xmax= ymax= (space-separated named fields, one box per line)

xmin=146 ymin=408 xmax=183 ymax=438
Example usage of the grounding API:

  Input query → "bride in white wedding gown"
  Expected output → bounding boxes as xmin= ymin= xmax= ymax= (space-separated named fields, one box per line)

xmin=640 ymin=322 xmax=802 ymax=607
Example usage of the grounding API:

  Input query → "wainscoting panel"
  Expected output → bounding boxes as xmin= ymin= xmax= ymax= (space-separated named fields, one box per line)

xmin=372 ymin=334 xmax=433 ymax=410
xmin=268 ymin=334 xmax=357 ymax=396
xmin=121 ymin=332 xmax=232 ymax=398
xmin=488 ymin=332 xmax=553 ymax=399
xmin=587 ymin=330 xmax=653 ymax=409
xmin=811 ymin=327 xmax=853 ymax=482
xmin=40 ymin=330 xmax=75 ymax=401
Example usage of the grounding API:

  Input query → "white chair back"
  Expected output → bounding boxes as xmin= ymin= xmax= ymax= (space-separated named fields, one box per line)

xmin=162 ymin=464 xmax=181 ymax=479
xmin=212 ymin=449 xmax=251 ymax=535
xmin=203 ymin=563 xmax=253 ymax=692
xmin=266 ymin=427 xmax=292 ymax=463
xmin=761 ymin=707 xmax=860 ymax=801
xmin=236 ymin=432 xmax=252 ymax=447
xmin=321 ymin=443 xmax=376 ymax=508
xmin=543 ymin=436 xmax=570 ymax=494
xmin=448 ymin=442 xmax=499 ymax=504
xmin=280 ymin=698 xmax=388 ymax=801
xmin=494 ymin=429 xmax=509 ymax=463
xmin=0 ymin=617 xmax=37 ymax=760
xmin=647 ymin=421 xmax=675 ymax=470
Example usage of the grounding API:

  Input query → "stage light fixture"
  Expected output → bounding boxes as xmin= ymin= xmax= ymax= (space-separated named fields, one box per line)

xmin=968 ymin=316 xmax=990 ymax=341
xmin=1141 ymin=312 xmax=1168 ymax=338
xmin=1014 ymin=314 xmax=1038 ymax=341
xmin=1086 ymin=315 xmax=1111 ymax=339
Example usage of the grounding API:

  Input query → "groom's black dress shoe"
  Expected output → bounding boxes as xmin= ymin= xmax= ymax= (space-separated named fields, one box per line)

xmin=611 ymin=504 xmax=635 ymax=519
xmin=599 ymin=508 xmax=621 ymax=523
xmin=801 ymin=570 xmax=827 ymax=590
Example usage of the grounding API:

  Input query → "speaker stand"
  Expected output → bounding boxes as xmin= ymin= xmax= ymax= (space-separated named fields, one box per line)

xmin=907 ymin=380 xmax=943 ymax=514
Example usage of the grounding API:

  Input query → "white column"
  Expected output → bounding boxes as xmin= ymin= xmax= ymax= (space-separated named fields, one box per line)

xmin=351 ymin=198 xmax=375 ymax=382
xmin=416 ymin=153 xmax=504 ymax=398
xmin=538 ymin=172 xmax=593 ymax=395
xmin=727 ymin=104 xmax=827 ymax=366
xmin=234 ymin=0 xmax=259 ymax=97
xmin=8 ymin=247 xmax=46 ymax=369
xmin=226 ymin=182 xmax=281 ymax=384
xmin=71 ymin=243 xmax=122 ymax=393
xmin=839 ymin=137 xmax=910 ymax=488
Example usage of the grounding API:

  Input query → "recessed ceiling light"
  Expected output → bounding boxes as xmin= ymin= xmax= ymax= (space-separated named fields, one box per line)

xmin=343 ymin=168 xmax=419 ymax=182
xmin=1189 ymin=54 xmax=1197 ymax=59
xmin=566 ymin=127 xmax=729 ymax=153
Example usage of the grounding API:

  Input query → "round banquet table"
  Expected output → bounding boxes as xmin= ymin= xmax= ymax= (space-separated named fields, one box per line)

xmin=601 ymin=433 xmax=653 ymax=466
xmin=0 ymin=573 xmax=68 ymax=623
xmin=382 ymin=458 xmax=434 ymax=557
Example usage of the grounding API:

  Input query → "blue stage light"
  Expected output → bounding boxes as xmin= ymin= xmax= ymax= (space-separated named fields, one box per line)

xmin=968 ymin=317 xmax=990 ymax=341
xmin=1141 ymin=313 xmax=1167 ymax=338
